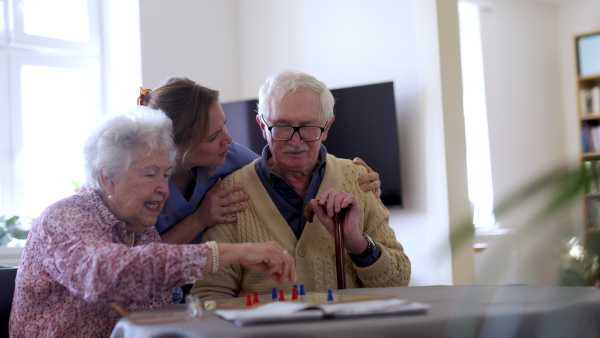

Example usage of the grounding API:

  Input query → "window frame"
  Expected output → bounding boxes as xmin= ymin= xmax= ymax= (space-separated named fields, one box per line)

xmin=1 ymin=0 xmax=9 ymax=215
xmin=7 ymin=48 xmax=102 ymax=217
xmin=0 ymin=0 xmax=7 ymax=45
xmin=8 ymin=0 xmax=101 ymax=55
xmin=0 ymin=49 xmax=9 ymax=216
xmin=0 ymin=0 xmax=145 ymax=264
xmin=1 ymin=0 xmax=102 ymax=219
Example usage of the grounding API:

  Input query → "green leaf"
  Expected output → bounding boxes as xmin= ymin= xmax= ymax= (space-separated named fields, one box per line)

xmin=9 ymin=228 xmax=29 ymax=240
xmin=0 ymin=228 xmax=11 ymax=245
xmin=5 ymin=216 xmax=19 ymax=230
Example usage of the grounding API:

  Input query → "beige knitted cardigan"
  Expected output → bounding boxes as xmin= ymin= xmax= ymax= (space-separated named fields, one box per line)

xmin=191 ymin=154 xmax=411 ymax=300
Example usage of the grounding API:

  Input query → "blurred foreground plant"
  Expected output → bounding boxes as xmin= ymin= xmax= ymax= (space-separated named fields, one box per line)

xmin=557 ymin=237 xmax=599 ymax=286
xmin=453 ymin=164 xmax=600 ymax=286
xmin=0 ymin=215 xmax=31 ymax=246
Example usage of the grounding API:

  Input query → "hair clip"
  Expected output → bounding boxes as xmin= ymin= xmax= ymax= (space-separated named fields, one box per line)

xmin=137 ymin=87 xmax=152 ymax=106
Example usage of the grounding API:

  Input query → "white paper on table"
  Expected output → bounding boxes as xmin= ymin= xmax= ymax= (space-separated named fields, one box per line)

xmin=215 ymin=298 xmax=430 ymax=326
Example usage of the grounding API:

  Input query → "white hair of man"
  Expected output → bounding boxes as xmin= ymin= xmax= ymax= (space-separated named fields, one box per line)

xmin=83 ymin=106 xmax=177 ymax=192
xmin=257 ymin=70 xmax=335 ymax=124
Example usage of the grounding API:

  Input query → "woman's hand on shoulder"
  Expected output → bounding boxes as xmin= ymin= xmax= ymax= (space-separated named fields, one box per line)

xmin=353 ymin=157 xmax=382 ymax=201
xmin=194 ymin=178 xmax=248 ymax=230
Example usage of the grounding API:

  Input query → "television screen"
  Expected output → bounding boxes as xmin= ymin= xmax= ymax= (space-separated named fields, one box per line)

xmin=222 ymin=81 xmax=402 ymax=206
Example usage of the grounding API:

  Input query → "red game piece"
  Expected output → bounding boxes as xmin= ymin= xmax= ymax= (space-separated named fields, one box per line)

xmin=292 ymin=287 xmax=298 ymax=300
xmin=246 ymin=294 xmax=252 ymax=307
xmin=253 ymin=291 xmax=260 ymax=304
xmin=278 ymin=289 xmax=285 ymax=301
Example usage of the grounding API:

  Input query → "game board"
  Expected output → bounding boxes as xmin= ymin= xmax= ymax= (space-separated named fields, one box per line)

xmin=213 ymin=289 xmax=430 ymax=327
xmin=215 ymin=290 xmax=395 ymax=309
xmin=118 ymin=289 xmax=427 ymax=327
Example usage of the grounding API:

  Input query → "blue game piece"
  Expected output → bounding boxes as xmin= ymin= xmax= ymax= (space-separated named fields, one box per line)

xmin=327 ymin=289 xmax=334 ymax=302
xmin=299 ymin=284 xmax=307 ymax=303
xmin=271 ymin=287 xmax=278 ymax=302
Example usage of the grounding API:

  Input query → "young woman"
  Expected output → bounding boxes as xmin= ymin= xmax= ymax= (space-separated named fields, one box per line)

xmin=142 ymin=77 xmax=382 ymax=245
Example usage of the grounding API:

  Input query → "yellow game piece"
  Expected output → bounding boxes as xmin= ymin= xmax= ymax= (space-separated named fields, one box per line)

xmin=204 ymin=300 xmax=217 ymax=311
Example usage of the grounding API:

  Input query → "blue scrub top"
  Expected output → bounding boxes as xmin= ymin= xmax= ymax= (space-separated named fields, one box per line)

xmin=154 ymin=142 xmax=259 ymax=243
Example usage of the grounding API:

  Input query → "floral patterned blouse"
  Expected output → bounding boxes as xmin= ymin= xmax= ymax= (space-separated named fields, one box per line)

xmin=10 ymin=186 xmax=210 ymax=337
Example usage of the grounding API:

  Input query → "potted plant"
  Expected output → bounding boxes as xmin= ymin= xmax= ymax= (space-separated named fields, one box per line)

xmin=0 ymin=216 xmax=30 ymax=247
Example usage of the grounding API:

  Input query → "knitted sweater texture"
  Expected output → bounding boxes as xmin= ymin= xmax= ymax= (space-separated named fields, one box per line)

xmin=191 ymin=154 xmax=411 ymax=300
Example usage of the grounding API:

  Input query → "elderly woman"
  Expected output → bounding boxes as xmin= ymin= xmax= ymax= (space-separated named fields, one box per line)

xmin=9 ymin=107 xmax=296 ymax=337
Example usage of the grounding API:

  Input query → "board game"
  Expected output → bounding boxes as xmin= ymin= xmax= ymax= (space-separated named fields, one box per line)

xmin=213 ymin=286 xmax=430 ymax=327
xmin=118 ymin=286 xmax=428 ymax=327
xmin=215 ymin=287 xmax=395 ymax=309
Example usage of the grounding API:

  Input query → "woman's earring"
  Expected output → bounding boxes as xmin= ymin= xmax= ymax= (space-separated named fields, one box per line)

xmin=108 ymin=195 xmax=113 ymax=199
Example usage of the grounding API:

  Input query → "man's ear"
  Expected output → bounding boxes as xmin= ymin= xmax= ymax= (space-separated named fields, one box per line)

xmin=256 ymin=115 xmax=268 ymax=140
xmin=321 ymin=116 xmax=335 ymax=142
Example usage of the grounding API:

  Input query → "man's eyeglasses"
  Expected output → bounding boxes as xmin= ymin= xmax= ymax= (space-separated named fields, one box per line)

xmin=260 ymin=115 xmax=328 ymax=142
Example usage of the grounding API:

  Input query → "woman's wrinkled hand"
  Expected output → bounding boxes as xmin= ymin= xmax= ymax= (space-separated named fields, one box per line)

xmin=219 ymin=241 xmax=297 ymax=285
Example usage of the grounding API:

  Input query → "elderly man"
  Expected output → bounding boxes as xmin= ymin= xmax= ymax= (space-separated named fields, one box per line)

xmin=191 ymin=70 xmax=410 ymax=300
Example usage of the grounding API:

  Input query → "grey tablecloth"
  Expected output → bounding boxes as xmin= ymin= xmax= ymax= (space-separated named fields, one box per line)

xmin=110 ymin=285 xmax=600 ymax=338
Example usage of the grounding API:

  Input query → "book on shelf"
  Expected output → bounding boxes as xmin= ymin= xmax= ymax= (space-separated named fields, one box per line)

xmin=585 ymin=161 xmax=600 ymax=192
xmin=583 ymin=127 xmax=590 ymax=153
xmin=593 ymin=126 xmax=600 ymax=152
xmin=580 ymin=86 xmax=600 ymax=115
xmin=593 ymin=161 xmax=597 ymax=186
xmin=591 ymin=199 xmax=600 ymax=230
xmin=590 ymin=199 xmax=600 ymax=229
xmin=582 ymin=124 xmax=597 ymax=152
xmin=581 ymin=124 xmax=600 ymax=153
xmin=587 ymin=198 xmax=600 ymax=230
xmin=580 ymin=89 xmax=587 ymax=115
xmin=594 ymin=87 xmax=600 ymax=115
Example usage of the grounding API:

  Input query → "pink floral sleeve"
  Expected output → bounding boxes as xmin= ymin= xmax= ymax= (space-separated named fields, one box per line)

xmin=10 ymin=186 xmax=210 ymax=337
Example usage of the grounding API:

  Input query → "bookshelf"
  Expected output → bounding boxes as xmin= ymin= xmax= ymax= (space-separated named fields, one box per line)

xmin=576 ymin=31 xmax=600 ymax=259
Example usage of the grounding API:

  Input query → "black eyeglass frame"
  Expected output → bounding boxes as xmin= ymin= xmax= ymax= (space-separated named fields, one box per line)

xmin=260 ymin=115 xmax=329 ymax=142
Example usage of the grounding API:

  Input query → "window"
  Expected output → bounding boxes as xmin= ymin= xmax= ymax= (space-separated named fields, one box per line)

xmin=458 ymin=1 xmax=496 ymax=228
xmin=19 ymin=0 xmax=92 ymax=44
xmin=1 ymin=1 xmax=9 ymax=217
xmin=0 ymin=0 xmax=102 ymax=234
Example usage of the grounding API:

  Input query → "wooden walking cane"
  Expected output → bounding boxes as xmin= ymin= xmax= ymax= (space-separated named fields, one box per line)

xmin=304 ymin=204 xmax=347 ymax=289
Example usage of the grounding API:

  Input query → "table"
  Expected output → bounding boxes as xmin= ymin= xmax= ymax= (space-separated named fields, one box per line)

xmin=110 ymin=285 xmax=600 ymax=338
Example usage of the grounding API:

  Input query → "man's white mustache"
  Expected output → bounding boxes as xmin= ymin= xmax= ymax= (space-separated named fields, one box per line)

xmin=282 ymin=144 xmax=310 ymax=153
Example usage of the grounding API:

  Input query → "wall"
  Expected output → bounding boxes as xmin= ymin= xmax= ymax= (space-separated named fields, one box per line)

xmin=139 ymin=0 xmax=241 ymax=99
xmin=471 ymin=0 xmax=600 ymax=285
xmin=558 ymin=1 xmax=600 ymax=237
xmin=139 ymin=0 xmax=600 ymax=286
xmin=139 ymin=0 xmax=458 ymax=286
xmin=237 ymin=0 xmax=465 ymax=285
xmin=436 ymin=0 xmax=474 ymax=284
xmin=467 ymin=0 xmax=570 ymax=285
xmin=102 ymin=0 xmax=143 ymax=114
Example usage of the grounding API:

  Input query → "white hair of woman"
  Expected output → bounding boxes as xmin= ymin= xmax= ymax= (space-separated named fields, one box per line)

xmin=83 ymin=106 xmax=177 ymax=192
xmin=257 ymin=69 xmax=335 ymax=124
